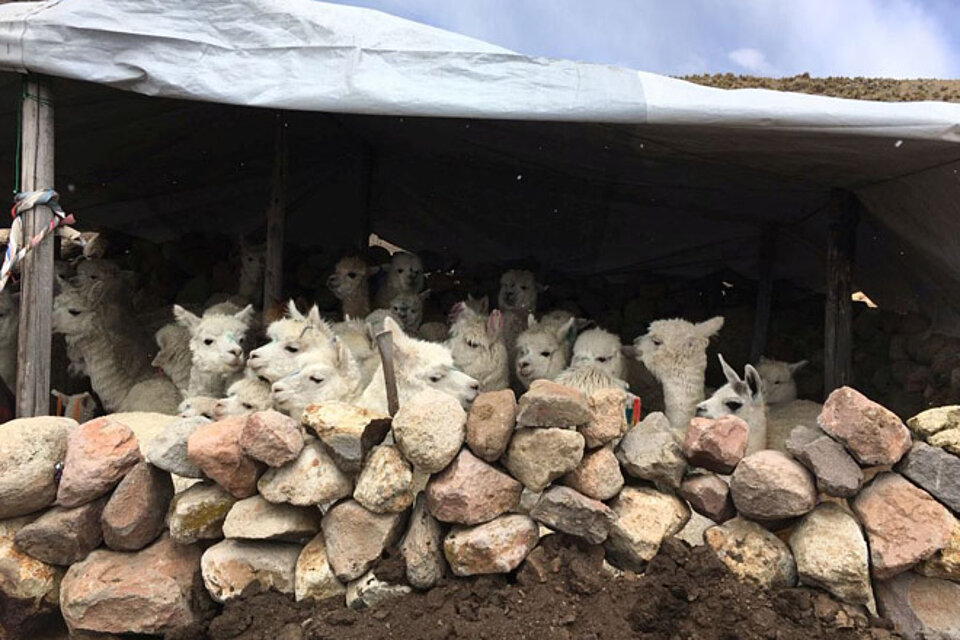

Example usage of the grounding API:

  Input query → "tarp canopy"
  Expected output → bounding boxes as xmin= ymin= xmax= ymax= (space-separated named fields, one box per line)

xmin=0 ymin=0 xmax=959 ymax=330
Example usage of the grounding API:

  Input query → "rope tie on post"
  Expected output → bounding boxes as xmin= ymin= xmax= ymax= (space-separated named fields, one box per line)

xmin=0 ymin=189 xmax=77 ymax=292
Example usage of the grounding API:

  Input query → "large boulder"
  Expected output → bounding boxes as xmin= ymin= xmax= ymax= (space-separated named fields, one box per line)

xmin=730 ymin=450 xmax=817 ymax=521
xmin=529 ymin=486 xmax=616 ymax=544
xmin=426 ymin=449 xmax=522 ymax=525
xmin=302 ymin=402 xmax=391 ymax=473
xmin=186 ymin=416 xmax=262 ymax=498
xmin=60 ymin=535 xmax=208 ymax=635
xmin=705 ymin=517 xmax=797 ymax=589
xmin=561 ymin=446 xmax=624 ymax=501
xmin=0 ymin=417 xmax=73 ymax=519
xmin=391 ymin=389 xmax=466 ymax=473
xmin=503 ymin=428 xmax=584 ymax=492
xmin=101 ymin=461 xmax=174 ymax=551
xmin=399 ymin=496 xmax=445 ymax=590
xmin=465 ymin=389 xmax=517 ymax=461
xmin=0 ymin=515 xmax=63 ymax=638
xmin=294 ymin=533 xmax=345 ymax=602
xmin=443 ymin=514 xmax=539 ymax=576
xmin=604 ymin=486 xmax=690 ymax=572
xmin=896 ymin=441 xmax=960 ymax=514
xmin=321 ymin=500 xmax=405 ymax=583
xmin=516 ymin=380 xmax=591 ymax=428
xmin=617 ymin=412 xmax=686 ymax=489
xmin=785 ymin=425 xmax=863 ymax=498
xmin=14 ymin=496 xmax=108 ymax=565
xmin=682 ymin=415 xmax=749 ymax=474
xmin=57 ymin=416 xmax=141 ymax=508
xmin=852 ymin=472 xmax=953 ymax=580
xmin=258 ymin=438 xmax=353 ymax=506
xmin=239 ymin=410 xmax=304 ymax=467
xmin=200 ymin=539 xmax=300 ymax=603
xmin=789 ymin=503 xmax=872 ymax=605
xmin=875 ymin=572 xmax=960 ymax=640
xmin=167 ymin=482 xmax=237 ymax=545
xmin=222 ymin=495 xmax=320 ymax=542
xmin=580 ymin=388 xmax=628 ymax=449
xmin=353 ymin=445 xmax=415 ymax=514
xmin=144 ymin=416 xmax=208 ymax=478
xmin=818 ymin=386 xmax=912 ymax=465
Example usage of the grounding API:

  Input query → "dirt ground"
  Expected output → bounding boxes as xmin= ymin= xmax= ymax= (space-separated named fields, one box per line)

xmin=169 ymin=535 xmax=898 ymax=640
xmin=683 ymin=73 xmax=960 ymax=103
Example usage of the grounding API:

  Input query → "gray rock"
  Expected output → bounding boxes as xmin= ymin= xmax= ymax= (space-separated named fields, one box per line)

xmin=516 ymin=379 xmax=592 ymax=428
xmin=101 ymin=461 xmax=173 ymax=551
xmin=789 ymin=503 xmax=872 ymax=605
xmin=322 ymin=500 xmax=405 ymax=583
xmin=875 ymin=572 xmax=960 ymax=640
xmin=167 ymin=482 xmax=237 ymax=544
xmin=465 ymin=389 xmax=517 ymax=461
xmin=785 ymin=425 xmax=863 ymax=498
xmin=302 ymin=402 xmax=391 ymax=473
xmin=392 ymin=389 xmax=466 ymax=473
xmin=529 ymin=486 xmax=616 ymax=544
xmin=200 ymin=539 xmax=300 ymax=603
xmin=222 ymin=495 xmax=320 ymax=542
xmin=616 ymin=412 xmax=686 ymax=490
xmin=258 ymin=439 xmax=353 ymax=506
xmin=345 ymin=570 xmax=411 ymax=609
xmin=730 ymin=450 xmax=817 ymax=521
xmin=896 ymin=441 xmax=960 ymax=514
xmin=14 ymin=496 xmax=108 ymax=565
xmin=144 ymin=416 xmax=208 ymax=478
xmin=400 ymin=496 xmax=446 ymax=589
xmin=503 ymin=428 xmax=584 ymax=492
xmin=0 ymin=417 xmax=73 ymax=519
xmin=604 ymin=486 xmax=690 ymax=572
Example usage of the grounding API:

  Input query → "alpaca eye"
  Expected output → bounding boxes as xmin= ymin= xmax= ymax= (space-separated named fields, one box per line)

xmin=348 ymin=273 xmax=357 ymax=279
xmin=467 ymin=341 xmax=479 ymax=349
xmin=309 ymin=376 xmax=324 ymax=384
xmin=725 ymin=400 xmax=743 ymax=412
xmin=203 ymin=338 xmax=214 ymax=346
xmin=397 ymin=269 xmax=404 ymax=274
xmin=285 ymin=345 xmax=299 ymax=353
xmin=429 ymin=373 xmax=444 ymax=383
xmin=68 ymin=309 xmax=81 ymax=316
xmin=540 ymin=351 xmax=551 ymax=357
xmin=242 ymin=403 xmax=253 ymax=410
xmin=202 ymin=412 xmax=212 ymax=419
xmin=597 ymin=356 xmax=608 ymax=363
xmin=651 ymin=338 xmax=663 ymax=346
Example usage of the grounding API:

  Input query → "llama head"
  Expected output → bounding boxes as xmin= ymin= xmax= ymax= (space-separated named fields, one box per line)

xmin=515 ymin=314 xmax=573 ymax=388
xmin=0 ymin=288 xmax=19 ymax=342
xmin=271 ymin=338 xmax=362 ymax=417
xmin=447 ymin=307 xmax=505 ymax=372
xmin=696 ymin=354 xmax=765 ymax=421
xmin=327 ymin=255 xmax=377 ymax=300
xmin=498 ymin=269 xmax=538 ymax=312
xmin=570 ymin=327 xmax=627 ymax=380
xmin=390 ymin=290 xmax=429 ymax=333
xmin=383 ymin=316 xmax=479 ymax=409
xmin=386 ymin=252 xmax=424 ymax=293
xmin=213 ymin=376 xmax=273 ymax=420
xmin=178 ymin=395 xmax=218 ymax=419
xmin=633 ymin=316 xmax=724 ymax=382
xmin=53 ymin=279 xmax=104 ymax=337
xmin=248 ymin=300 xmax=336 ymax=383
xmin=174 ymin=303 xmax=255 ymax=375
xmin=757 ymin=356 xmax=807 ymax=404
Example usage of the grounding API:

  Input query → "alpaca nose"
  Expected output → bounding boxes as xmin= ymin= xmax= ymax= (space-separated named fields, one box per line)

xmin=695 ymin=405 xmax=707 ymax=417
xmin=229 ymin=347 xmax=242 ymax=358
xmin=213 ymin=401 xmax=226 ymax=419
xmin=469 ymin=381 xmax=480 ymax=392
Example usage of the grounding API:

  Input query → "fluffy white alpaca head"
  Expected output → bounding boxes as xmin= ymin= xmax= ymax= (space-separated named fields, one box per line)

xmin=570 ymin=327 xmax=627 ymax=379
xmin=757 ymin=356 xmax=807 ymax=404
xmin=178 ymin=395 xmax=218 ymax=419
xmin=271 ymin=338 xmax=363 ymax=418
xmin=696 ymin=354 xmax=765 ymax=420
xmin=447 ymin=306 xmax=507 ymax=384
xmin=327 ymin=255 xmax=377 ymax=300
xmin=515 ymin=314 xmax=573 ymax=389
xmin=385 ymin=252 xmax=424 ymax=293
xmin=381 ymin=316 xmax=479 ymax=409
xmin=247 ymin=300 xmax=336 ymax=383
xmin=174 ymin=303 xmax=255 ymax=375
xmin=213 ymin=375 xmax=272 ymax=420
xmin=498 ymin=270 xmax=538 ymax=312
xmin=390 ymin=290 xmax=428 ymax=333
xmin=633 ymin=317 xmax=724 ymax=382
xmin=0 ymin=288 xmax=19 ymax=342
xmin=53 ymin=279 xmax=103 ymax=337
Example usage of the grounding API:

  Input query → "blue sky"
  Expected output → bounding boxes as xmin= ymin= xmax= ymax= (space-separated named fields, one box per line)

xmin=328 ymin=0 xmax=960 ymax=78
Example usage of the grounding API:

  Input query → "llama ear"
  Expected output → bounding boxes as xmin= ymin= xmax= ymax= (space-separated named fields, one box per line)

xmin=333 ymin=337 xmax=352 ymax=370
xmin=556 ymin=318 xmax=575 ymax=342
xmin=527 ymin=313 xmax=537 ymax=329
xmin=287 ymin=299 xmax=304 ymax=321
xmin=382 ymin=316 xmax=408 ymax=343
xmin=744 ymin=364 xmax=764 ymax=399
xmin=234 ymin=304 xmax=256 ymax=325
xmin=718 ymin=353 xmax=741 ymax=385
xmin=306 ymin=305 xmax=323 ymax=328
xmin=697 ymin=316 xmax=724 ymax=338
xmin=788 ymin=360 xmax=809 ymax=376
xmin=486 ymin=309 xmax=504 ymax=339
xmin=173 ymin=305 xmax=201 ymax=331
xmin=477 ymin=295 xmax=489 ymax=314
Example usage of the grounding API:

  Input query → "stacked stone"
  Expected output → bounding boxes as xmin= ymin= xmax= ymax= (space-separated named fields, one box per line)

xmin=2 ymin=383 xmax=960 ymax=639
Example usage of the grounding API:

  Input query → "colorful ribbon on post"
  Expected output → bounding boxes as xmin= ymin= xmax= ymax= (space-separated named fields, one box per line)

xmin=0 ymin=189 xmax=76 ymax=292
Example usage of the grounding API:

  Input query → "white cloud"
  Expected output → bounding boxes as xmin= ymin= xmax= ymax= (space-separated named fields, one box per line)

xmin=728 ymin=48 xmax=777 ymax=75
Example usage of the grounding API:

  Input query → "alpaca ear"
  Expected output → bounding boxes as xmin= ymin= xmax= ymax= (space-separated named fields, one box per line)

xmin=333 ymin=337 xmax=352 ymax=371
xmin=234 ymin=304 xmax=255 ymax=325
xmin=382 ymin=316 xmax=408 ymax=344
xmin=486 ymin=309 xmax=504 ymax=339
xmin=477 ymin=295 xmax=489 ymax=314
xmin=718 ymin=353 xmax=741 ymax=385
xmin=556 ymin=318 xmax=575 ymax=343
xmin=527 ymin=313 xmax=537 ymax=329
xmin=744 ymin=364 xmax=764 ymax=400
xmin=788 ymin=360 xmax=808 ymax=376
xmin=173 ymin=305 xmax=201 ymax=331
xmin=306 ymin=305 xmax=323 ymax=328
xmin=697 ymin=316 xmax=724 ymax=338
xmin=287 ymin=299 xmax=304 ymax=321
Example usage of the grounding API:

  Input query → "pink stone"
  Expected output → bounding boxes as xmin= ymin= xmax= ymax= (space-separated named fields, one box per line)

xmin=426 ymin=449 xmax=522 ymax=525
xmin=57 ymin=417 xmax=142 ymax=508
xmin=239 ymin=410 xmax=304 ymax=467
xmin=818 ymin=386 xmax=912 ymax=466
xmin=682 ymin=415 xmax=749 ymax=474
xmin=187 ymin=416 xmax=262 ymax=498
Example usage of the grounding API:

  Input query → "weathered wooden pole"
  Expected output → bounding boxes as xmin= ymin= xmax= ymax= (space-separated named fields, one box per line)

xmin=263 ymin=113 xmax=287 ymax=313
xmin=749 ymin=224 xmax=776 ymax=363
xmin=824 ymin=189 xmax=859 ymax=396
xmin=375 ymin=331 xmax=400 ymax=416
xmin=16 ymin=75 xmax=55 ymax=418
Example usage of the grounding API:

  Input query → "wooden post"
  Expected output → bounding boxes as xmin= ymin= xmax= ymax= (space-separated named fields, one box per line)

xmin=375 ymin=331 xmax=400 ymax=416
xmin=16 ymin=76 xmax=55 ymax=417
xmin=263 ymin=114 xmax=287 ymax=312
xmin=749 ymin=225 xmax=776 ymax=363
xmin=824 ymin=190 xmax=859 ymax=396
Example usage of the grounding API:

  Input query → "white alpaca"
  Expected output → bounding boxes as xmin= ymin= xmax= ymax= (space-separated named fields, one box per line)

xmin=389 ymin=290 xmax=429 ymax=335
xmin=696 ymin=354 xmax=767 ymax=455
xmin=0 ymin=289 xmax=19 ymax=393
xmin=498 ymin=270 xmax=540 ymax=371
xmin=373 ymin=252 xmax=424 ymax=309
xmin=53 ymin=281 xmax=182 ymax=414
xmin=514 ymin=314 xmax=574 ymax=390
xmin=247 ymin=301 xmax=337 ymax=384
xmin=354 ymin=317 xmax=479 ymax=414
xmin=174 ymin=303 xmax=256 ymax=398
xmin=554 ymin=364 xmax=629 ymax=394
xmin=179 ymin=395 xmax=218 ymax=419
xmin=757 ymin=356 xmax=821 ymax=452
xmin=151 ymin=323 xmax=193 ymax=392
xmin=271 ymin=339 xmax=365 ymax=419
xmin=212 ymin=375 xmax=273 ymax=419
xmin=446 ymin=305 xmax=510 ymax=392
xmin=569 ymin=328 xmax=628 ymax=380
xmin=331 ymin=317 xmax=379 ymax=388
xmin=632 ymin=316 xmax=724 ymax=435
xmin=327 ymin=255 xmax=377 ymax=319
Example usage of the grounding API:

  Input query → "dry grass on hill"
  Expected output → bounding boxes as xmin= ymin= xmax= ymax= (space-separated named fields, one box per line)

xmin=683 ymin=73 xmax=960 ymax=103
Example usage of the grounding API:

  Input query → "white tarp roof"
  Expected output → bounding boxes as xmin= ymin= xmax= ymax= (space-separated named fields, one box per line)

xmin=0 ymin=0 xmax=959 ymax=331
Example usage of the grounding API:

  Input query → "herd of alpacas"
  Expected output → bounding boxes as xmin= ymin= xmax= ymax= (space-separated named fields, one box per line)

xmin=0 ymin=244 xmax=820 ymax=453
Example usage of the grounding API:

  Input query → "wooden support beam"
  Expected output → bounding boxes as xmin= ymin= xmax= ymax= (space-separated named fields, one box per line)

xmin=263 ymin=114 xmax=288 ymax=313
xmin=749 ymin=225 xmax=777 ymax=363
xmin=16 ymin=76 xmax=55 ymax=417
xmin=824 ymin=189 xmax=859 ymax=396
